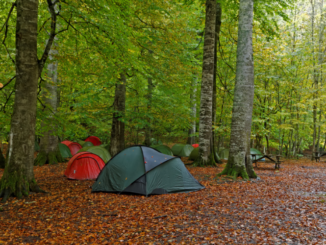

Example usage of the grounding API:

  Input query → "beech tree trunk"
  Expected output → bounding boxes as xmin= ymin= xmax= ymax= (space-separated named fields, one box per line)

xmin=197 ymin=0 xmax=216 ymax=166
xmin=218 ymin=0 xmax=256 ymax=179
xmin=0 ymin=0 xmax=43 ymax=202
xmin=35 ymin=6 xmax=63 ymax=165
xmin=144 ymin=77 xmax=154 ymax=146
xmin=187 ymin=77 xmax=197 ymax=145
xmin=110 ymin=74 xmax=126 ymax=156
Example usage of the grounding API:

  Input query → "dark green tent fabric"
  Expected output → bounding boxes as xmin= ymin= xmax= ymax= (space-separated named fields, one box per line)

xmin=83 ymin=146 xmax=111 ymax=163
xmin=35 ymin=141 xmax=40 ymax=151
xmin=189 ymin=147 xmax=199 ymax=161
xmin=78 ymin=146 xmax=93 ymax=153
xmin=171 ymin=144 xmax=194 ymax=157
xmin=188 ymin=147 xmax=221 ymax=163
xmin=83 ymin=141 xmax=94 ymax=147
xmin=152 ymin=145 xmax=173 ymax=156
xmin=92 ymin=146 xmax=204 ymax=196
xmin=59 ymin=143 xmax=72 ymax=158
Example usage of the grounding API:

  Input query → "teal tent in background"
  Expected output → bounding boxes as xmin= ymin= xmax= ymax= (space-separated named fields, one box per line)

xmin=250 ymin=148 xmax=264 ymax=161
xmin=171 ymin=144 xmax=194 ymax=157
xmin=59 ymin=143 xmax=72 ymax=158
xmin=79 ymin=146 xmax=111 ymax=163
xmin=188 ymin=147 xmax=221 ymax=163
xmin=92 ymin=146 xmax=204 ymax=196
xmin=152 ymin=145 xmax=173 ymax=156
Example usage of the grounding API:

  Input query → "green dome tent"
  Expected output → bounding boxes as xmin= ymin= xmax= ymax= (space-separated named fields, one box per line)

xmin=152 ymin=145 xmax=173 ymax=156
xmin=83 ymin=141 xmax=94 ymax=147
xmin=92 ymin=146 xmax=204 ymax=196
xmin=84 ymin=146 xmax=111 ymax=163
xmin=171 ymin=144 xmax=194 ymax=157
xmin=35 ymin=141 xmax=40 ymax=151
xmin=188 ymin=147 xmax=222 ymax=163
xmin=59 ymin=143 xmax=72 ymax=158
xmin=77 ymin=146 xmax=93 ymax=153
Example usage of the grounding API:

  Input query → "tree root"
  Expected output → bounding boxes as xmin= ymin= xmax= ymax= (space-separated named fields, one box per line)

xmin=34 ymin=149 xmax=64 ymax=166
xmin=217 ymin=163 xmax=249 ymax=180
xmin=0 ymin=174 xmax=45 ymax=203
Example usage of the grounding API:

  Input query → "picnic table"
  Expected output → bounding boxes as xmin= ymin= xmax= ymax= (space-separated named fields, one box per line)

xmin=251 ymin=154 xmax=283 ymax=170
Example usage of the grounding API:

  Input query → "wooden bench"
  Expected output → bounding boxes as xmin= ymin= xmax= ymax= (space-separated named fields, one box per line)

xmin=251 ymin=154 xmax=283 ymax=170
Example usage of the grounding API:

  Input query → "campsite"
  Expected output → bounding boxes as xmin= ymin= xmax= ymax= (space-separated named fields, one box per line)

xmin=1 ymin=0 xmax=326 ymax=244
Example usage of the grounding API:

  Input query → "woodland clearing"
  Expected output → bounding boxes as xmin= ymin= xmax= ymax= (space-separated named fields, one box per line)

xmin=1 ymin=158 xmax=326 ymax=244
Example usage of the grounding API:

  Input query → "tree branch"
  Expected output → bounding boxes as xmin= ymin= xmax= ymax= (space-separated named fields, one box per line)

xmin=1 ymin=2 xmax=17 ymax=65
xmin=0 ymin=75 xmax=16 ymax=91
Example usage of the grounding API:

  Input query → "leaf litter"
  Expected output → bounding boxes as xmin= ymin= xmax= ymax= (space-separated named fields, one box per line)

xmin=1 ymin=158 xmax=326 ymax=244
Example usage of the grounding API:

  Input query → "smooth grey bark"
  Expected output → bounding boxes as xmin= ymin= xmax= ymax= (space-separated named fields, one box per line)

xmin=144 ymin=77 xmax=154 ymax=146
xmin=218 ymin=0 xmax=256 ymax=179
xmin=212 ymin=2 xmax=222 ymax=164
xmin=0 ymin=0 xmax=43 ymax=202
xmin=197 ymin=0 xmax=216 ymax=166
xmin=110 ymin=73 xmax=126 ymax=156
xmin=187 ymin=77 xmax=197 ymax=145
xmin=35 ymin=2 xmax=63 ymax=166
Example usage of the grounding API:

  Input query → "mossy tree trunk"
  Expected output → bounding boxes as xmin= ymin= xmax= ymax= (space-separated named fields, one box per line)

xmin=110 ymin=73 xmax=126 ymax=156
xmin=35 ymin=2 xmax=63 ymax=166
xmin=218 ymin=0 xmax=256 ymax=179
xmin=197 ymin=0 xmax=216 ymax=166
xmin=1 ymin=0 xmax=58 ymax=202
xmin=0 ymin=0 xmax=42 ymax=202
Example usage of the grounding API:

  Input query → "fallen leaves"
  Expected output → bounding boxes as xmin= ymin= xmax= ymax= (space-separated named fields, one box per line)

xmin=1 ymin=158 xmax=326 ymax=243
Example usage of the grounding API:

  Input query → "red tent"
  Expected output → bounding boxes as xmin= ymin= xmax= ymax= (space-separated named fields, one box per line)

xmin=61 ymin=141 xmax=82 ymax=156
xmin=64 ymin=152 xmax=105 ymax=180
xmin=192 ymin=144 xmax=199 ymax=148
xmin=85 ymin=136 xmax=101 ymax=146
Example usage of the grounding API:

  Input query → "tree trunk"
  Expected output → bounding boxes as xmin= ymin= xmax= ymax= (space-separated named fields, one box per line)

xmin=144 ymin=77 xmax=154 ymax=146
xmin=187 ymin=77 xmax=197 ymax=145
xmin=35 ymin=7 xmax=63 ymax=166
xmin=218 ymin=0 xmax=256 ymax=179
xmin=197 ymin=0 xmax=216 ymax=166
xmin=0 ymin=0 xmax=44 ymax=202
xmin=110 ymin=73 xmax=126 ymax=156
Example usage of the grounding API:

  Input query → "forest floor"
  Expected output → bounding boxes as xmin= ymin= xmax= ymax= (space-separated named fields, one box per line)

xmin=1 ymin=158 xmax=326 ymax=244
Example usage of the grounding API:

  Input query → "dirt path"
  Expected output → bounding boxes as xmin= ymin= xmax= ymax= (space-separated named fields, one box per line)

xmin=1 ymin=159 xmax=326 ymax=244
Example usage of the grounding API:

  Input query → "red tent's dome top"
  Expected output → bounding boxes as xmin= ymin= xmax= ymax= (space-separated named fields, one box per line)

xmin=192 ymin=144 xmax=199 ymax=148
xmin=61 ymin=141 xmax=82 ymax=156
xmin=85 ymin=136 xmax=101 ymax=146
xmin=65 ymin=152 xmax=105 ymax=180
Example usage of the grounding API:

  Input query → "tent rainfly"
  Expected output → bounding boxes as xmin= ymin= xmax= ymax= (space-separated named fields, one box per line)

xmin=61 ymin=141 xmax=82 ymax=156
xmin=250 ymin=148 xmax=265 ymax=161
xmin=79 ymin=146 xmax=111 ymax=163
xmin=192 ymin=144 xmax=199 ymax=148
xmin=171 ymin=144 xmax=194 ymax=157
xmin=59 ymin=143 xmax=72 ymax=158
xmin=65 ymin=152 xmax=105 ymax=180
xmin=92 ymin=146 xmax=204 ymax=196
xmin=85 ymin=136 xmax=101 ymax=146
xmin=152 ymin=145 xmax=173 ymax=156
